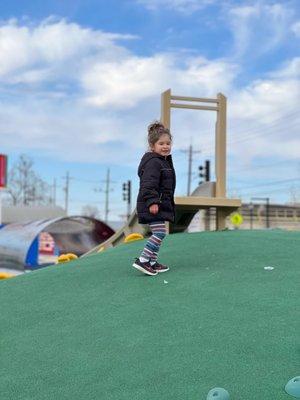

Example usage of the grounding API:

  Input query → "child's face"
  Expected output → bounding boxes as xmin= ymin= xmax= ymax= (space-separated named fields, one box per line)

xmin=151 ymin=134 xmax=172 ymax=156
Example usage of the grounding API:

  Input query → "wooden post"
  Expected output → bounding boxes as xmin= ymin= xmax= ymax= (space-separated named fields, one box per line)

xmin=216 ymin=208 xmax=234 ymax=230
xmin=161 ymin=89 xmax=171 ymax=129
xmin=215 ymin=93 xmax=226 ymax=198
xmin=160 ymin=90 xmax=232 ymax=232
xmin=160 ymin=89 xmax=171 ymax=234
xmin=216 ymin=208 xmax=227 ymax=230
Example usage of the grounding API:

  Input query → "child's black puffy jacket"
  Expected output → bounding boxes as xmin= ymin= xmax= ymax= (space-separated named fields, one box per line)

xmin=136 ymin=152 xmax=176 ymax=224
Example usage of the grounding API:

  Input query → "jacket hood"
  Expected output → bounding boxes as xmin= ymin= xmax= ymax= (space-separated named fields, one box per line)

xmin=138 ymin=152 xmax=172 ymax=176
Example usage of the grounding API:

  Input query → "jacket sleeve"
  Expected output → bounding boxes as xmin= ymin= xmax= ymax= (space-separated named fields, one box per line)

xmin=140 ymin=159 xmax=161 ymax=207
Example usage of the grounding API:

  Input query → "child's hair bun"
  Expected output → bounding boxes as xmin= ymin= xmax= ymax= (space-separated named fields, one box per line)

xmin=148 ymin=121 xmax=165 ymax=136
xmin=147 ymin=120 xmax=172 ymax=146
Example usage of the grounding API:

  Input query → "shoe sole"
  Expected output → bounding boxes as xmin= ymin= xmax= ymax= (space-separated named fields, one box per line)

xmin=132 ymin=263 xmax=157 ymax=276
xmin=156 ymin=267 xmax=169 ymax=273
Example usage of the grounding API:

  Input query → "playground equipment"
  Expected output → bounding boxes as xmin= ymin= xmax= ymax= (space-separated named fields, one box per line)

xmin=84 ymin=210 xmax=145 ymax=254
xmin=84 ymin=90 xmax=241 ymax=255
xmin=0 ymin=272 xmax=14 ymax=280
xmin=206 ymin=387 xmax=230 ymax=400
xmin=161 ymin=89 xmax=241 ymax=232
xmin=56 ymin=253 xmax=78 ymax=264
xmin=285 ymin=376 xmax=300 ymax=398
xmin=124 ymin=233 xmax=144 ymax=243
xmin=0 ymin=216 xmax=115 ymax=270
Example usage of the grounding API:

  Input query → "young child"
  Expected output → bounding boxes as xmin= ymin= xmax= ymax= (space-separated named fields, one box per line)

xmin=132 ymin=121 xmax=176 ymax=276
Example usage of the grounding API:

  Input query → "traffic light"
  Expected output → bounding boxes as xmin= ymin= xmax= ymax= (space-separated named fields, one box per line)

xmin=127 ymin=180 xmax=131 ymax=204
xmin=122 ymin=182 xmax=127 ymax=201
xmin=122 ymin=180 xmax=132 ymax=220
xmin=198 ymin=160 xmax=210 ymax=184
xmin=122 ymin=180 xmax=131 ymax=204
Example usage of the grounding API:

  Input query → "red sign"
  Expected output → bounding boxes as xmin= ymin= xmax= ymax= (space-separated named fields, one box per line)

xmin=0 ymin=154 xmax=7 ymax=188
xmin=39 ymin=232 xmax=56 ymax=255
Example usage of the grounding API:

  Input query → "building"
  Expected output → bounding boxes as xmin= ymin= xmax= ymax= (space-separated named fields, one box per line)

xmin=188 ymin=203 xmax=300 ymax=232
xmin=1 ymin=205 xmax=66 ymax=224
xmin=0 ymin=216 xmax=115 ymax=271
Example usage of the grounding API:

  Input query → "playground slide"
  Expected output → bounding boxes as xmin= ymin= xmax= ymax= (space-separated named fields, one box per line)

xmin=83 ymin=208 xmax=146 ymax=255
xmin=83 ymin=182 xmax=217 ymax=256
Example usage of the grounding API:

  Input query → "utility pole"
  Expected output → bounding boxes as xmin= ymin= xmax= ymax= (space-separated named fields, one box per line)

xmin=52 ymin=178 xmax=57 ymax=205
xmin=104 ymin=168 xmax=110 ymax=223
xmin=181 ymin=144 xmax=201 ymax=196
xmin=94 ymin=168 xmax=114 ymax=224
xmin=62 ymin=171 xmax=72 ymax=215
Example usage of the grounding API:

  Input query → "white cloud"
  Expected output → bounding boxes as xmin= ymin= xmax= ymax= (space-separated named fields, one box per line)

xmin=0 ymin=99 xmax=131 ymax=163
xmin=270 ymin=57 xmax=300 ymax=79
xmin=0 ymin=53 xmax=236 ymax=163
xmin=228 ymin=3 xmax=293 ymax=59
xmin=81 ymin=55 xmax=173 ymax=108
xmin=291 ymin=21 xmax=300 ymax=37
xmin=137 ymin=0 xmax=216 ymax=12
xmin=0 ymin=16 xmax=299 ymax=193
xmin=180 ymin=57 xmax=237 ymax=94
xmin=231 ymin=79 xmax=299 ymax=122
xmin=226 ymin=59 xmax=300 ymax=165
xmin=0 ymin=18 xmax=135 ymax=83
xmin=0 ymin=18 xmax=237 ymax=111
xmin=81 ymin=54 xmax=237 ymax=108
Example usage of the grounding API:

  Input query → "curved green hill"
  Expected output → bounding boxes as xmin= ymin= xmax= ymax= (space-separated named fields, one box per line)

xmin=1 ymin=230 xmax=299 ymax=400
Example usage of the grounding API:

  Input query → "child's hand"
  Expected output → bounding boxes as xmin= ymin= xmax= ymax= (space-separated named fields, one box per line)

xmin=149 ymin=204 xmax=159 ymax=214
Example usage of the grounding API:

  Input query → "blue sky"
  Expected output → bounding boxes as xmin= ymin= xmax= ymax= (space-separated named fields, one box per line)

xmin=0 ymin=0 xmax=300 ymax=220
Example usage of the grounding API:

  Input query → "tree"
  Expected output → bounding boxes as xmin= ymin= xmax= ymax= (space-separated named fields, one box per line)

xmin=6 ymin=154 xmax=52 ymax=206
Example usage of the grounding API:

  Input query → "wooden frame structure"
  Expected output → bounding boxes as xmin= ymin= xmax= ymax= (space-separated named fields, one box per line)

xmin=161 ymin=89 xmax=241 ymax=230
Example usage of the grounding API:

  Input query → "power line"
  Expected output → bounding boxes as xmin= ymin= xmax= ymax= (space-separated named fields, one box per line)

xmin=94 ymin=168 xmax=115 ymax=223
xmin=227 ymin=107 xmax=299 ymax=135
xmin=229 ymin=109 xmax=299 ymax=136
xmin=229 ymin=157 xmax=300 ymax=173
xmin=62 ymin=171 xmax=74 ymax=215
xmin=229 ymin=177 xmax=300 ymax=192
xmin=199 ymin=109 xmax=300 ymax=154
xmin=72 ymin=177 xmax=103 ymax=184
xmin=230 ymin=186 xmax=298 ymax=198
xmin=229 ymin=120 xmax=299 ymax=146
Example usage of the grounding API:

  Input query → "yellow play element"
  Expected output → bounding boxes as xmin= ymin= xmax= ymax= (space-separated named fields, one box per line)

xmin=57 ymin=254 xmax=69 ymax=263
xmin=57 ymin=253 xmax=78 ymax=264
xmin=124 ymin=233 xmax=144 ymax=243
xmin=97 ymin=246 xmax=105 ymax=253
xmin=230 ymin=212 xmax=243 ymax=226
xmin=66 ymin=253 xmax=78 ymax=260
xmin=0 ymin=272 xmax=14 ymax=280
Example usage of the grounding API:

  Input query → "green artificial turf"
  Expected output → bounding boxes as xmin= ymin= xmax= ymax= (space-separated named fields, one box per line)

xmin=0 ymin=230 xmax=299 ymax=400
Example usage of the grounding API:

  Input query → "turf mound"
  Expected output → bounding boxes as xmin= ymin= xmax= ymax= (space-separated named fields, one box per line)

xmin=0 ymin=230 xmax=299 ymax=400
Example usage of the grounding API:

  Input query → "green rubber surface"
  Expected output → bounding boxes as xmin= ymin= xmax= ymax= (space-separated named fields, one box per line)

xmin=0 ymin=230 xmax=299 ymax=400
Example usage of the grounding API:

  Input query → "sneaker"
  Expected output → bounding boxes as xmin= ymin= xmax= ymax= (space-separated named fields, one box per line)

xmin=152 ymin=261 xmax=169 ymax=273
xmin=132 ymin=258 xmax=158 ymax=276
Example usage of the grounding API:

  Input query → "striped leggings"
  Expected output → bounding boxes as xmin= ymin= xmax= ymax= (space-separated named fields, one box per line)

xmin=140 ymin=221 xmax=167 ymax=262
